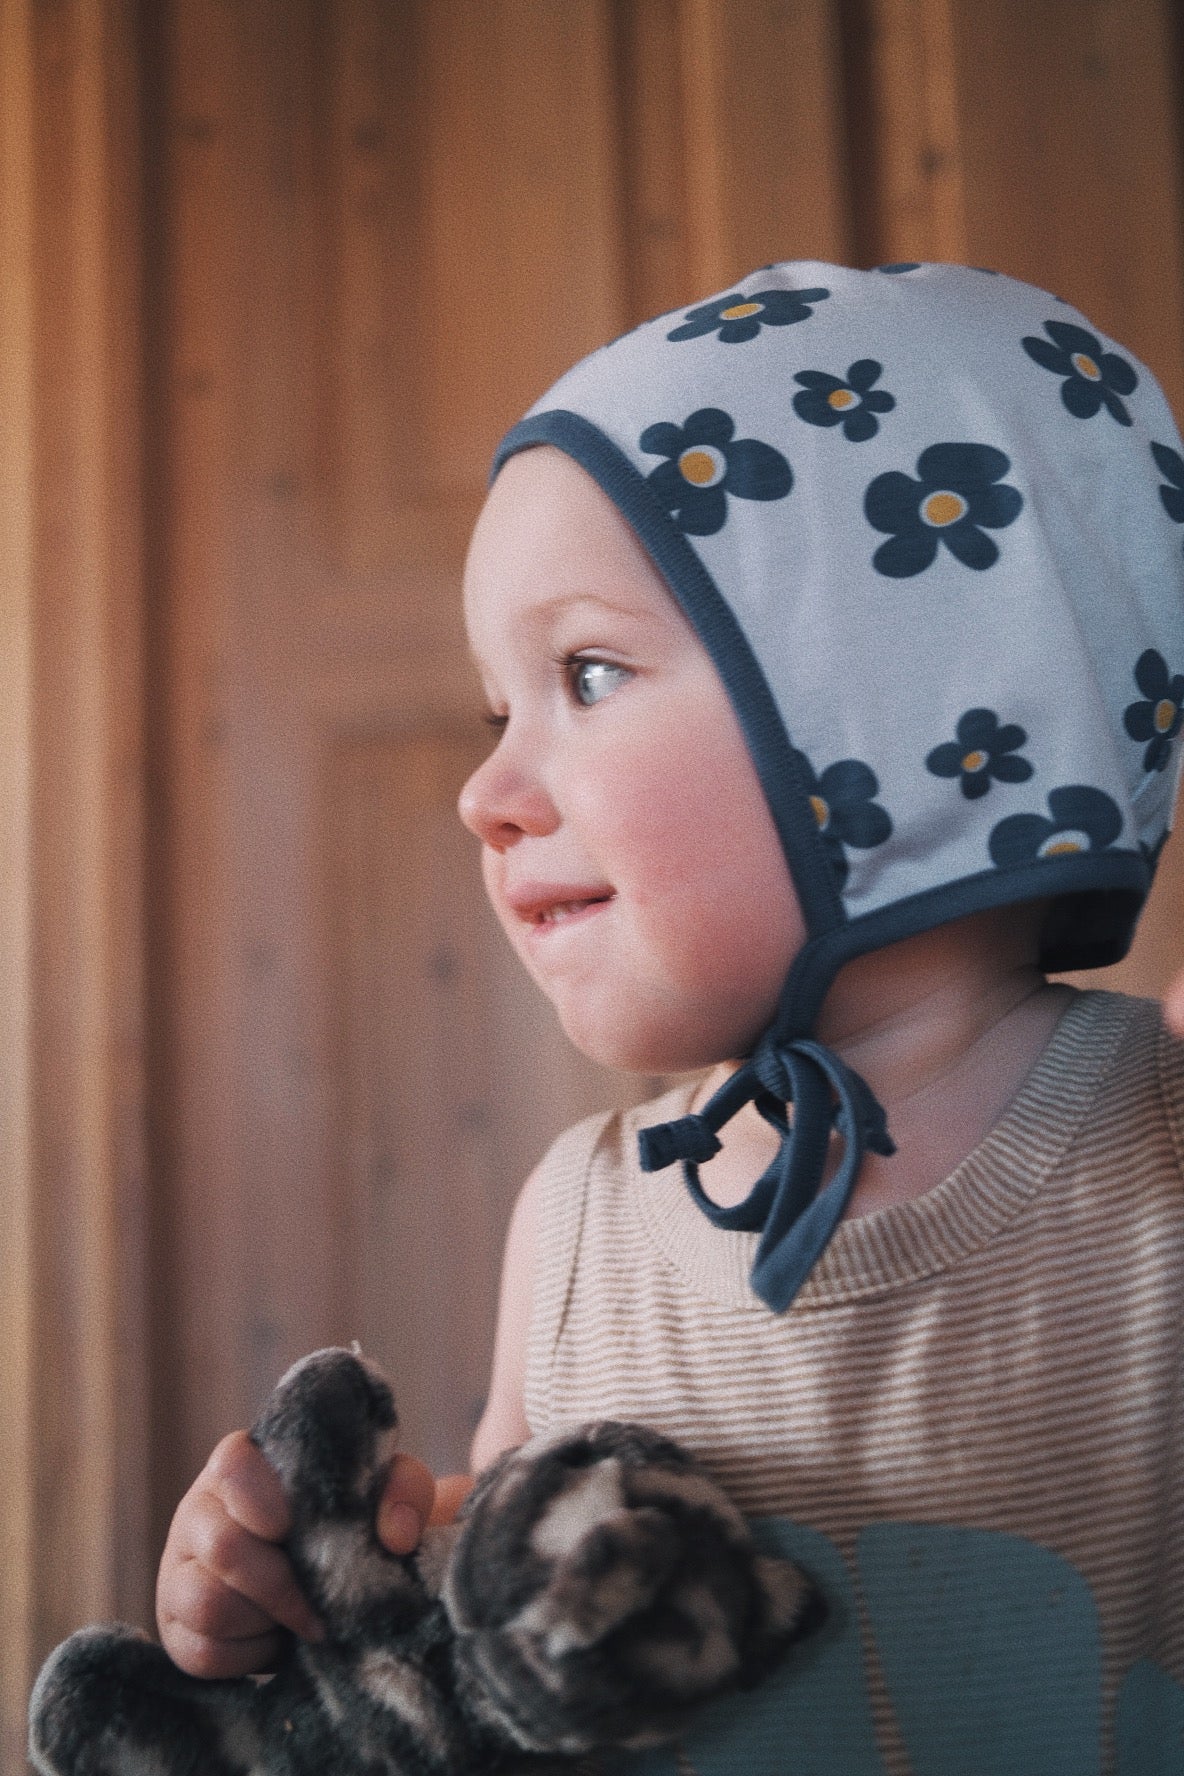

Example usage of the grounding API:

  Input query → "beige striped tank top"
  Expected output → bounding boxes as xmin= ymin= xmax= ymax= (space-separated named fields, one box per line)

xmin=525 ymin=990 xmax=1184 ymax=1776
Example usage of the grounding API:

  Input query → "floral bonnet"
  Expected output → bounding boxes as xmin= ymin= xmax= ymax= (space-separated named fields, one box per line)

xmin=491 ymin=262 xmax=1184 ymax=1312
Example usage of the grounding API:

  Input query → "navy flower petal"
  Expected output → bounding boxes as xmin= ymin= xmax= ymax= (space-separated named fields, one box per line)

xmin=641 ymin=408 xmax=793 ymax=537
xmin=916 ymin=442 xmax=1010 ymax=486
xmin=683 ymin=407 xmax=736 ymax=447
xmin=864 ymin=470 xmax=920 ymax=532
xmin=873 ymin=529 xmax=940 ymax=578
xmin=1061 ymin=376 xmax=1105 ymax=420
xmin=721 ymin=437 xmax=794 ymax=500
xmin=1021 ymin=335 xmax=1068 ymax=375
xmin=847 ymin=359 xmax=883 ymax=392
xmin=989 ymin=812 xmax=1058 ymax=868
xmin=990 ymin=752 xmax=1035 ymax=784
xmin=988 ymin=784 xmax=1123 ymax=868
xmin=667 ymin=286 xmax=829 ymax=344
xmin=927 ymin=707 xmax=1033 ymax=799
xmin=1047 ymin=785 xmax=1123 ymax=848
xmin=793 ymin=360 xmax=895 ymax=444
xmin=943 ymin=523 xmax=1000 ymax=571
xmin=867 ymin=444 xmax=1022 ymax=579
xmin=799 ymin=753 xmax=892 ymax=888
xmin=638 ymin=420 xmax=686 ymax=457
xmin=964 ymin=480 xmax=1024 ymax=529
xmin=843 ymin=408 xmax=881 ymax=444
xmin=1023 ymin=319 xmax=1138 ymax=426
xmin=1135 ymin=648 xmax=1172 ymax=700
xmin=1123 ymin=648 xmax=1184 ymax=771
xmin=1152 ymin=442 xmax=1184 ymax=531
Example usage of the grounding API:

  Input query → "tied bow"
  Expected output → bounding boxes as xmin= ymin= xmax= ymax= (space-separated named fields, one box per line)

xmin=637 ymin=1035 xmax=895 ymax=1311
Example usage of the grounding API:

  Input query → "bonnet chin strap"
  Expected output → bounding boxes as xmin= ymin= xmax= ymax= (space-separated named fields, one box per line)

xmin=637 ymin=1032 xmax=895 ymax=1312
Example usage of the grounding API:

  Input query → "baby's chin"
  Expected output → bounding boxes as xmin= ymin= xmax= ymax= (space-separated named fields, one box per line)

xmin=553 ymin=1000 xmax=760 ymax=1079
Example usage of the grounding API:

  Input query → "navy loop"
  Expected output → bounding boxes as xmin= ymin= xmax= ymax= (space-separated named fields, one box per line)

xmin=637 ymin=1037 xmax=894 ymax=1312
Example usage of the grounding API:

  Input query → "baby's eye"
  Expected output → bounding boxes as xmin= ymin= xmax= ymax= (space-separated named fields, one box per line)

xmin=569 ymin=658 xmax=631 ymax=706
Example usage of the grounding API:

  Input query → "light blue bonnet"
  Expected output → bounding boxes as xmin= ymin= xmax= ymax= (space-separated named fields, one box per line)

xmin=492 ymin=262 xmax=1184 ymax=1312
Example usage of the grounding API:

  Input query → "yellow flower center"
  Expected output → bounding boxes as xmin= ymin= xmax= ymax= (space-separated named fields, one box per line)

xmin=720 ymin=301 xmax=762 ymax=320
xmin=961 ymin=750 xmax=988 ymax=772
xmin=922 ymin=490 xmax=968 ymax=528
xmin=1154 ymin=697 xmax=1177 ymax=733
xmin=827 ymin=388 xmax=857 ymax=410
xmin=678 ymin=446 xmax=725 ymax=487
xmin=1042 ymin=839 xmax=1084 ymax=856
xmin=1072 ymin=352 xmax=1101 ymax=381
xmin=809 ymin=795 xmax=830 ymax=830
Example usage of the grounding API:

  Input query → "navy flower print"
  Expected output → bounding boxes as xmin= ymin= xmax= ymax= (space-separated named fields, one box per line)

xmin=926 ymin=708 xmax=1034 ymax=799
xmin=640 ymin=408 xmax=792 ymax=536
xmin=988 ymin=785 xmax=1123 ymax=868
xmin=1123 ymin=648 xmax=1184 ymax=772
xmin=667 ymin=286 xmax=829 ymax=344
xmin=798 ymin=754 xmax=892 ymax=889
xmin=866 ymin=443 xmax=1023 ymax=578
xmin=1021 ymin=320 xmax=1138 ymax=425
xmin=877 ymin=263 xmax=921 ymax=274
xmin=793 ymin=359 xmax=896 ymax=442
xmin=1152 ymin=442 xmax=1184 ymax=550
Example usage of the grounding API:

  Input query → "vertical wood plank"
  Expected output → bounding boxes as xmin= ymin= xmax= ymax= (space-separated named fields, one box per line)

xmin=677 ymin=0 xmax=854 ymax=291
xmin=0 ymin=0 xmax=150 ymax=1756
xmin=847 ymin=0 xmax=968 ymax=266
xmin=0 ymin=9 xmax=37 ymax=1763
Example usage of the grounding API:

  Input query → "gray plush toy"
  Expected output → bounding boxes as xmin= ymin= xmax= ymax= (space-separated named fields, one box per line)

xmin=30 ymin=1347 xmax=821 ymax=1775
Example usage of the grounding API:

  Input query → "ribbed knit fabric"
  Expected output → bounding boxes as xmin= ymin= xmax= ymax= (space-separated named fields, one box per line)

xmin=525 ymin=990 xmax=1184 ymax=1775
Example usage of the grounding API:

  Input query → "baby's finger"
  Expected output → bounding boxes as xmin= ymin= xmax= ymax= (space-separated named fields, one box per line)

xmin=205 ymin=1429 xmax=293 ymax=1540
xmin=376 ymin=1452 xmax=438 ymax=1553
xmin=431 ymin=1473 xmax=475 ymax=1526
xmin=182 ymin=1489 xmax=324 ymax=1642
xmin=161 ymin=1617 xmax=290 ymax=1682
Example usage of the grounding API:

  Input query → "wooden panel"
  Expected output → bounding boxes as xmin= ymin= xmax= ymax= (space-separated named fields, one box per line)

xmin=675 ymin=0 xmax=854 ymax=292
xmin=0 ymin=10 xmax=37 ymax=1761
xmin=0 ymin=0 xmax=150 ymax=1757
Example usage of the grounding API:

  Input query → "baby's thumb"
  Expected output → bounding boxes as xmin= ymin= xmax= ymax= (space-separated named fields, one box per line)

xmin=376 ymin=1452 xmax=437 ymax=1553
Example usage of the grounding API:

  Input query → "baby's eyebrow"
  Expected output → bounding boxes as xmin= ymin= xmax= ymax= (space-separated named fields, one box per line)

xmin=529 ymin=590 xmax=664 ymax=628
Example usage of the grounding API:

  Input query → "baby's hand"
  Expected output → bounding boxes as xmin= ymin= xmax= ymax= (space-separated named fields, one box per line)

xmin=155 ymin=1429 xmax=441 ymax=1676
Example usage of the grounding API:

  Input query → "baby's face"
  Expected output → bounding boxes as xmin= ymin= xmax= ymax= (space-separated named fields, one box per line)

xmin=459 ymin=447 xmax=803 ymax=1074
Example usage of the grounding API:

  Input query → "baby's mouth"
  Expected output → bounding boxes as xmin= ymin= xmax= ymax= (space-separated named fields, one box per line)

xmin=534 ymin=894 xmax=613 ymax=926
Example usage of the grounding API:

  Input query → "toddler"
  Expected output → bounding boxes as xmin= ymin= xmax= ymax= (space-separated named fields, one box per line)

xmin=159 ymin=264 xmax=1184 ymax=1772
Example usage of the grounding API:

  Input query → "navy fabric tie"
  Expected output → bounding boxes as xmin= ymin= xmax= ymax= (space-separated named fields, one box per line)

xmin=637 ymin=1035 xmax=895 ymax=1312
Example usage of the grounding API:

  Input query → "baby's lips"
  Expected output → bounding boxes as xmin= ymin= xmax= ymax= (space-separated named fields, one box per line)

xmin=504 ymin=880 xmax=615 ymax=923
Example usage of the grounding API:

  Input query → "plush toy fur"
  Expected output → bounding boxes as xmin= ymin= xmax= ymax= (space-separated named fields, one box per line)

xmin=30 ymin=1347 xmax=821 ymax=1775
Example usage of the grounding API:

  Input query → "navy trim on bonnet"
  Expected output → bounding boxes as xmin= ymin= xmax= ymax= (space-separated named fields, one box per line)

xmin=493 ymin=410 xmax=846 ymax=940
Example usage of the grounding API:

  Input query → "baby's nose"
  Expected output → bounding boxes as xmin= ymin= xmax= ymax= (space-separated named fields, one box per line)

xmin=458 ymin=745 xmax=559 ymax=849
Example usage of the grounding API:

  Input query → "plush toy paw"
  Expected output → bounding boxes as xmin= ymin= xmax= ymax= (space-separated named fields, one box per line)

xmin=30 ymin=1349 xmax=821 ymax=1775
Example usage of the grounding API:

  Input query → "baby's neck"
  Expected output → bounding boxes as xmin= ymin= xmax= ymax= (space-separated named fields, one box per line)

xmin=692 ymin=907 xmax=1074 ymax=1218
